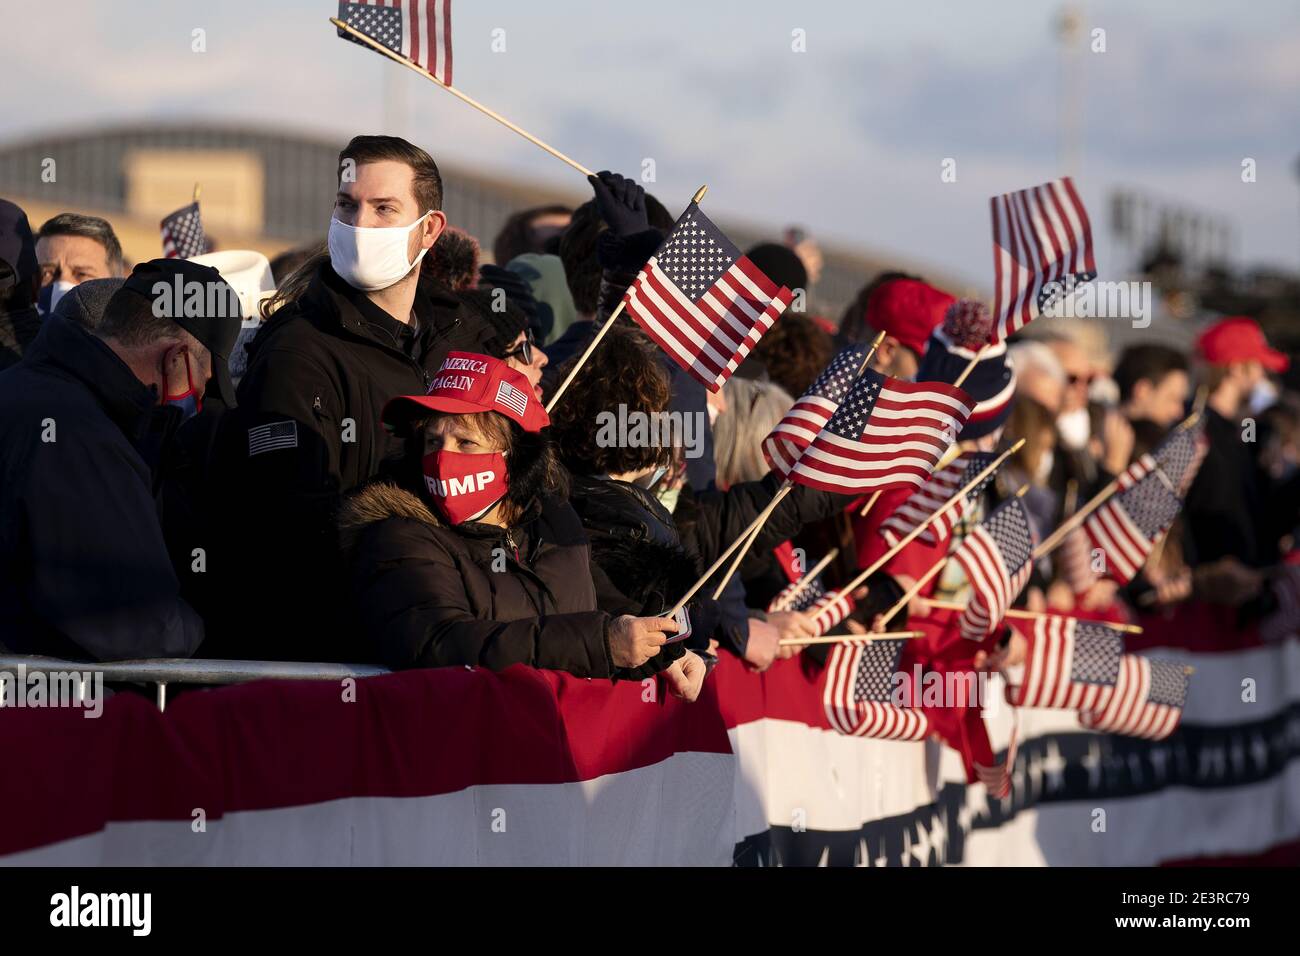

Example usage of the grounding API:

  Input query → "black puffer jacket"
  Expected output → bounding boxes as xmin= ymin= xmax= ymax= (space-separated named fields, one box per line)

xmin=207 ymin=264 xmax=488 ymax=660
xmin=338 ymin=482 xmax=614 ymax=676
xmin=568 ymin=474 xmax=720 ymax=677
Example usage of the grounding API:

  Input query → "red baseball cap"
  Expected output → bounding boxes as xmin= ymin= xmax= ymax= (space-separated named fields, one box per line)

xmin=1196 ymin=317 xmax=1289 ymax=373
xmin=382 ymin=352 xmax=550 ymax=433
xmin=864 ymin=279 xmax=955 ymax=357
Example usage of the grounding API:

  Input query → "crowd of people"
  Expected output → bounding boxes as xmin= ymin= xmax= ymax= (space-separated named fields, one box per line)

xmin=1 ymin=133 xmax=1296 ymax=706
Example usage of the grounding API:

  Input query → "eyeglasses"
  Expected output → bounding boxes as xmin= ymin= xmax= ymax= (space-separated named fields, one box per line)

xmin=504 ymin=328 xmax=536 ymax=366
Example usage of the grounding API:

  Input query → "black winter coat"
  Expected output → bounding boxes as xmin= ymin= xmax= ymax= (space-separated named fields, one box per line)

xmin=0 ymin=315 xmax=204 ymax=660
xmin=568 ymin=473 xmax=723 ymax=676
xmin=208 ymin=264 xmax=486 ymax=659
xmin=338 ymin=482 xmax=615 ymax=677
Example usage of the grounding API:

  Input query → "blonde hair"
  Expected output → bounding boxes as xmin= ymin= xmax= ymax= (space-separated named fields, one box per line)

xmin=713 ymin=377 xmax=794 ymax=489
xmin=260 ymin=243 xmax=328 ymax=321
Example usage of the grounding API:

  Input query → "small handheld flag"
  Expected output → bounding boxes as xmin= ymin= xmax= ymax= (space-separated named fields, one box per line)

xmin=878 ymin=451 xmax=997 ymax=546
xmin=1079 ymin=655 xmax=1189 ymax=740
xmin=785 ymin=368 xmax=972 ymax=494
xmin=762 ymin=344 xmax=868 ymax=477
xmin=338 ymin=0 xmax=453 ymax=86
xmin=160 ymin=202 xmax=206 ymax=259
xmin=1013 ymin=616 xmax=1126 ymax=710
xmin=623 ymin=200 xmax=791 ymax=393
xmin=953 ymin=495 xmax=1038 ymax=642
xmin=823 ymin=639 xmax=928 ymax=740
xmin=989 ymin=176 xmax=1096 ymax=343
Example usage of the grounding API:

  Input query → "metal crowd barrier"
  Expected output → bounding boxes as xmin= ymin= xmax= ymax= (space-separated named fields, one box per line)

xmin=0 ymin=655 xmax=391 ymax=712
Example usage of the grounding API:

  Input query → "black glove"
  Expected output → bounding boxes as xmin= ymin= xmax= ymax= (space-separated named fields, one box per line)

xmin=588 ymin=170 xmax=648 ymax=238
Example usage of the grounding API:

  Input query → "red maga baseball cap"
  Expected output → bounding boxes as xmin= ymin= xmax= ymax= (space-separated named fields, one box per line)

xmin=383 ymin=352 xmax=550 ymax=433
xmin=1196 ymin=316 xmax=1289 ymax=373
xmin=865 ymin=278 xmax=955 ymax=357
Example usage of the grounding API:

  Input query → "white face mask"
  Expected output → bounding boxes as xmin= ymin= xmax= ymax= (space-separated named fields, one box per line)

xmin=49 ymin=279 xmax=76 ymax=313
xmin=1249 ymin=378 xmax=1278 ymax=416
xmin=328 ymin=211 xmax=432 ymax=291
xmin=1056 ymin=407 xmax=1091 ymax=451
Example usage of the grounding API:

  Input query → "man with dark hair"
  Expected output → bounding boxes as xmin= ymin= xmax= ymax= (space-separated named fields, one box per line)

xmin=36 ymin=212 xmax=126 ymax=313
xmin=0 ymin=199 xmax=42 ymax=370
xmin=1113 ymin=343 xmax=1190 ymax=428
xmin=214 ymin=134 xmax=488 ymax=660
xmin=0 ymin=257 xmax=239 ymax=661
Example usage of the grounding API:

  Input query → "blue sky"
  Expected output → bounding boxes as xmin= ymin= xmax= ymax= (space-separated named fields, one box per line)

xmin=3 ymin=0 xmax=1298 ymax=285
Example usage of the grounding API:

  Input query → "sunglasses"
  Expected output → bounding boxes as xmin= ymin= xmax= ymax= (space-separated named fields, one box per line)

xmin=504 ymin=328 xmax=536 ymax=366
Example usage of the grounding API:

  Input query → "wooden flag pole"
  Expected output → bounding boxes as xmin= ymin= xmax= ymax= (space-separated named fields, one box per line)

xmin=769 ymin=547 xmax=840 ymax=612
xmin=952 ymin=344 xmax=989 ymax=389
xmin=878 ymin=557 xmax=947 ymax=628
xmin=545 ymin=183 xmax=710 ymax=414
xmin=1031 ymin=408 xmax=1202 ymax=561
xmin=828 ymin=438 xmax=1024 ymax=602
xmin=779 ymin=630 xmax=924 ymax=648
xmin=709 ymin=483 xmax=793 ymax=600
xmin=709 ymin=330 xmax=890 ymax=599
xmin=331 ymin=17 xmax=595 ymax=177
xmin=668 ymin=483 xmax=788 ymax=616
xmin=857 ymin=491 xmax=882 ymax=519
xmin=922 ymin=600 xmax=1144 ymax=634
xmin=545 ymin=301 xmax=625 ymax=413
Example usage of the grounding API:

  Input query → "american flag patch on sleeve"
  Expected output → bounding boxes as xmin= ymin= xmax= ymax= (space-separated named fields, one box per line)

xmin=248 ymin=421 xmax=299 ymax=456
xmin=495 ymin=380 xmax=529 ymax=417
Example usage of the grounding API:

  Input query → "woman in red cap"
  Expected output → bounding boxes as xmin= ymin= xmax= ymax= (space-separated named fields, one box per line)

xmin=337 ymin=351 xmax=705 ymax=696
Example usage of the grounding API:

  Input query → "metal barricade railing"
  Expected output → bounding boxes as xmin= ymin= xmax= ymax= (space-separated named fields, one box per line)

xmin=0 ymin=656 xmax=391 ymax=712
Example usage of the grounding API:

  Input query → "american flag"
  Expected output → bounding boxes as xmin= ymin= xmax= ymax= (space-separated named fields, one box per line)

xmin=989 ymin=177 xmax=1096 ymax=343
xmin=953 ymin=496 xmax=1038 ymax=642
xmin=1013 ymin=616 xmax=1125 ymax=710
xmin=623 ymin=201 xmax=792 ymax=393
xmin=807 ymin=591 xmax=856 ymax=637
xmin=785 ymin=369 xmax=972 ymax=494
xmin=1079 ymin=655 xmax=1189 ymax=740
xmin=878 ymin=451 xmax=997 ymax=546
xmin=338 ymin=0 xmax=453 ymax=85
xmin=1083 ymin=466 xmax=1184 ymax=584
xmin=762 ymin=345 xmax=867 ymax=477
xmin=494 ymin=379 xmax=529 ymax=417
xmin=1150 ymin=418 xmax=1209 ymax=496
xmin=767 ymin=575 xmax=825 ymax=613
xmin=822 ymin=639 xmax=929 ymax=740
xmin=160 ymin=202 xmax=206 ymax=259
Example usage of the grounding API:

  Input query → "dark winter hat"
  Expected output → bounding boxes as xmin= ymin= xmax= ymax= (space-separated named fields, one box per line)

xmin=745 ymin=242 xmax=807 ymax=293
xmin=457 ymin=286 xmax=530 ymax=359
xmin=915 ymin=299 xmax=1015 ymax=440
xmin=117 ymin=258 xmax=242 ymax=407
xmin=52 ymin=277 xmax=125 ymax=331
xmin=0 ymin=198 xmax=38 ymax=291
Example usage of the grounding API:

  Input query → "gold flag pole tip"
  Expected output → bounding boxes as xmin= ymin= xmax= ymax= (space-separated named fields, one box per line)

xmin=692 ymin=185 xmax=708 ymax=204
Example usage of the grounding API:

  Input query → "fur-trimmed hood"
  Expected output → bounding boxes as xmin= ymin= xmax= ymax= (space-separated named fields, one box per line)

xmin=337 ymin=481 xmax=441 ymax=555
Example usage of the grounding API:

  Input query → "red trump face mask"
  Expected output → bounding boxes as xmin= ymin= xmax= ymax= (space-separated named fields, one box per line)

xmin=422 ymin=449 xmax=509 ymax=525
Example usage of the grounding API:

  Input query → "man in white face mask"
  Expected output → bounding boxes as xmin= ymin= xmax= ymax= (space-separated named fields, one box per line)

xmin=216 ymin=135 xmax=485 ymax=662
xmin=35 ymin=213 xmax=126 ymax=315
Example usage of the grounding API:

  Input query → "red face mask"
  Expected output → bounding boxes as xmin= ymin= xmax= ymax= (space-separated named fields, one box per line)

xmin=422 ymin=449 xmax=509 ymax=525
